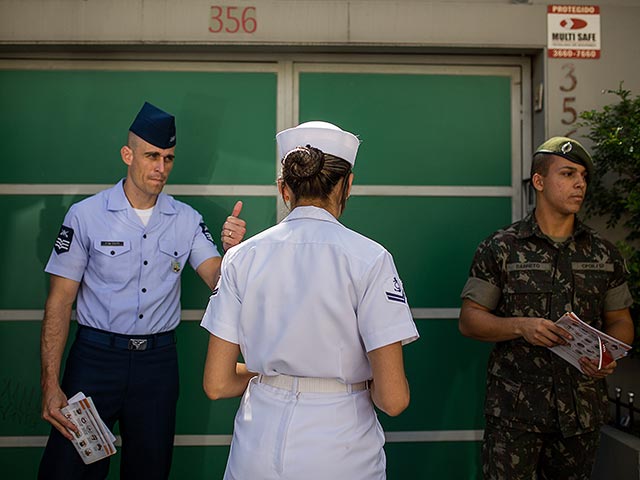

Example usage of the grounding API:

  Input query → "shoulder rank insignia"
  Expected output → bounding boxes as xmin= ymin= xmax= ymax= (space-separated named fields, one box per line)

xmin=385 ymin=276 xmax=406 ymax=304
xmin=54 ymin=225 xmax=74 ymax=254
xmin=200 ymin=222 xmax=214 ymax=244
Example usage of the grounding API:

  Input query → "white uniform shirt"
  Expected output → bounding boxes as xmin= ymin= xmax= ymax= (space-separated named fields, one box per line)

xmin=45 ymin=180 xmax=220 ymax=334
xmin=201 ymin=205 xmax=418 ymax=384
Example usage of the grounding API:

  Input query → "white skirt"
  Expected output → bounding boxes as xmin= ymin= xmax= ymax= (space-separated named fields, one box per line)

xmin=224 ymin=379 xmax=386 ymax=480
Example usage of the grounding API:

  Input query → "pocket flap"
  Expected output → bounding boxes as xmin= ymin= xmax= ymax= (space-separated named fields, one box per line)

xmin=159 ymin=238 xmax=188 ymax=258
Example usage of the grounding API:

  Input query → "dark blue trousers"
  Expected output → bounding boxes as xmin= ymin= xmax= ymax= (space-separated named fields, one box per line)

xmin=39 ymin=327 xmax=179 ymax=480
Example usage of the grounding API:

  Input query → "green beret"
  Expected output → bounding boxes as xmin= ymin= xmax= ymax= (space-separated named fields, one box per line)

xmin=533 ymin=136 xmax=594 ymax=179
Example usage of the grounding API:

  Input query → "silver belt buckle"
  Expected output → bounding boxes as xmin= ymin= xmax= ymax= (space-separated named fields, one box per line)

xmin=128 ymin=338 xmax=148 ymax=351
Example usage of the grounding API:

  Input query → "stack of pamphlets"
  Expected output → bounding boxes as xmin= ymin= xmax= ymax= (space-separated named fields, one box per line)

xmin=61 ymin=392 xmax=116 ymax=464
xmin=549 ymin=311 xmax=632 ymax=371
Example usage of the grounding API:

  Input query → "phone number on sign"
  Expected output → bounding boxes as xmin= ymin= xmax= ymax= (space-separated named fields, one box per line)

xmin=550 ymin=49 xmax=600 ymax=59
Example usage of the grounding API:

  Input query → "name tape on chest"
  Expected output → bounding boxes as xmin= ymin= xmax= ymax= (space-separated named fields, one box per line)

xmin=506 ymin=263 xmax=552 ymax=272
xmin=384 ymin=276 xmax=406 ymax=304
xmin=571 ymin=262 xmax=614 ymax=272
xmin=507 ymin=262 xmax=614 ymax=273
xmin=100 ymin=241 xmax=124 ymax=247
xmin=54 ymin=225 xmax=75 ymax=254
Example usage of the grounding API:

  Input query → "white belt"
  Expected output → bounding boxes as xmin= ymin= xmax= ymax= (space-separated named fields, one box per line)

xmin=258 ymin=374 xmax=369 ymax=393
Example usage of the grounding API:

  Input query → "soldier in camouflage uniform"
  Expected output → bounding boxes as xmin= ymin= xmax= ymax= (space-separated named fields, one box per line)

xmin=459 ymin=137 xmax=634 ymax=479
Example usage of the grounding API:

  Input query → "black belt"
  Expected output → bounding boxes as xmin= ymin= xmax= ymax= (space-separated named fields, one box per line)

xmin=77 ymin=325 xmax=176 ymax=351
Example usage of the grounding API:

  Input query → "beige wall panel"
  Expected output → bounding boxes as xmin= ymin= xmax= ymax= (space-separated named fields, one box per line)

xmin=0 ymin=0 xmax=544 ymax=46
xmin=0 ymin=0 xmax=350 ymax=43
xmin=349 ymin=2 xmax=544 ymax=47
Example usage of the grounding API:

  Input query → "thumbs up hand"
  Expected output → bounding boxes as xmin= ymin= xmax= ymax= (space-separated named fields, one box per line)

xmin=221 ymin=200 xmax=246 ymax=251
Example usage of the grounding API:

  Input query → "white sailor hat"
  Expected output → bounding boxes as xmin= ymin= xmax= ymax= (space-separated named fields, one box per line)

xmin=276 ymin=121 xmax=360 ymax=166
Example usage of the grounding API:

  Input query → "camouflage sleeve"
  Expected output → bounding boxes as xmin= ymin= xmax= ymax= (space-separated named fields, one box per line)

xmin=460 ymin=277 xmax=501 ymax=310
xmin=460 ymin=237 xmax=503 ymax=310
xmin=603 ymin=283 xmax=633 ymax=311
xmin=603 ymin=244 xmax=634 ymax=311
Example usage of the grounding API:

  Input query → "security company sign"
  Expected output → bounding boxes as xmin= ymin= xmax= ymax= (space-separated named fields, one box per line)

xmin=548 ymin=5 xmax=600 ymax=59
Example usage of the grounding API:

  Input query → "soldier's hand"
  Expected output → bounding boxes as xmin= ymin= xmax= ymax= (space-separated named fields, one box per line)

xmin=517 ymin=317 xmax=572 ymax=347
xmin=579 ymin=357 xmax=616 ymax=379
xmin=221 ymin=201 xmax=246 ymax=251
xmin=41 ymin=384 xmax=78 ymax=440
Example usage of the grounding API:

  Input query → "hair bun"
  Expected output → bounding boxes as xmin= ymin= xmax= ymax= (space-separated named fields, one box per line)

xmin=282 ymin=145 xmax=325 ymax=180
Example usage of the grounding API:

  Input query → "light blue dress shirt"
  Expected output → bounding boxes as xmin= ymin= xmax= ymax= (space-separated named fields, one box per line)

xmin=46 ymin=179 xmax=220 ymax=334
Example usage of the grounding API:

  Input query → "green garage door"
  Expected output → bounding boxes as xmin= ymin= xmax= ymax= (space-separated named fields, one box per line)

xmin=296 ymin=63 xmax=523 ymax=479
xmin=0 ymin=62 xmax=278 ymax=479
xmin=0 ymin=57 xmax=528 ymax=479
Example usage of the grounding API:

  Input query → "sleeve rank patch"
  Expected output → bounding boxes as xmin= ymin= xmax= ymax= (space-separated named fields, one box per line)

xmin=385 ymin=276 xmax=406 ymax=304
xmin=54 ymin=225 xmax=74 ymax=254
xmin=200 ymin=222 xmax=214 ymax=244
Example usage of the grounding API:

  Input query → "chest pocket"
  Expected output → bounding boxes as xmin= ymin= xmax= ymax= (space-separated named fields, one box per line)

xmin=158 ymin=238 xmax=190 ymax=282
xmin=503 ymin=263 xmax=554 ymax=318
xmin=91 ymin=240 xmax=132 ymax=285
xmin=572 ymin=263 xmax=612 ymax=327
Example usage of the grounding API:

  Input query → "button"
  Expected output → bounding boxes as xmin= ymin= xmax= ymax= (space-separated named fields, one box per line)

xmin=174 ymin=251 xmax=178 ymax=256
xmin=143 ymin=234 xmax=147 ymax=239
xmin=110 ymin=250 xmax=115 ymax=255
xmin=142 ymin=288 xmax=147 ymax=293
xmin=139 ymin=314 xmax=144 ymax=319
xmin=143 ymin=260 xmax=148 ymax=265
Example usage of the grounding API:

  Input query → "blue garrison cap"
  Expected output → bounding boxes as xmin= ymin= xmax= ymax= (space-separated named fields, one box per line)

xmin=129 ymin=102 xmax=176 ymax=148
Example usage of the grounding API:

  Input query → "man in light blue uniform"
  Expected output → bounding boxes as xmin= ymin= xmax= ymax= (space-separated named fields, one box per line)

xmin=38 ymin=102 xmax=246 ymax=479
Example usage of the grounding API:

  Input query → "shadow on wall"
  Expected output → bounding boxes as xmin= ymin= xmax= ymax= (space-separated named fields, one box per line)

xmin=0 ymin=195 xmax=84 ymax=438
xmin=38 ymin=196 xmax=77 ymax=295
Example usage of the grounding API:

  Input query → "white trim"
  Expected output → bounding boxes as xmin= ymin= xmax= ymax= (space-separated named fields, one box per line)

xmin=0 ymin=308 xmax=458 ymax=322
xmin=0 ymin=184 xmax=112 ymax=195
xmin=0 ymin=59 xmax=280 ymax=73
xmin=294 ymin=62 xmax=521 ymax=78
xmin=173 ymin=435 xmax=233 ymax=447
xmin=386 ymin=430 xmax=483 ymax=443
xmin=0 ymin=437 xmax=48 ymax=447
xmin=411 ymin=308 xmax=460 ymax=319
xmin=167 ymin=185 xmax=276 ymax=196
xmin=0 ymin=53 xmax=535 ymax=69
xmin=0 ymin=184 xmax=276 ymax=196
xmin=351 ymin=185 xmax=512 ymax=197
xmin=510 ymin=65 xmax=523 ymax=222
xmin=0 ymin=310 xmax=46 ymax=321
xmin=276 ymin=60 xmax=295 ymax=221
xmin=0 ymin=184 xmax=511 ymax=197
xmin=519 ymin=59 xmax=533 ymax=220
xmin=0 ymin=430 xmax=482 ymax=448
xmin=180 ymin=310 xmax=205 ymax=321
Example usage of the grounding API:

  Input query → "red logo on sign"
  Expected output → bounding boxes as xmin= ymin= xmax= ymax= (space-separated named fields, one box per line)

xmin=560 ymin=18 xmax=588 ymax=29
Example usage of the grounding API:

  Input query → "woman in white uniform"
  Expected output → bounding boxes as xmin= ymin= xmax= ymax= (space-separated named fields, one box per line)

xmin=201 ymin=121 xmax=419 ymax=480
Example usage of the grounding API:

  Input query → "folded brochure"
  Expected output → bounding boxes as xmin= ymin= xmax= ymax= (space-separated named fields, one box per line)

xmin=61 ymin=392 xmax=117 ymax=464
xmin=549 ymin=311 xmax=632 ymax=371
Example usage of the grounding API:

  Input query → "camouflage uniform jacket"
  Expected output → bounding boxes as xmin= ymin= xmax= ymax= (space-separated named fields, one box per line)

xmin=461 ymin=212 xmax=633 ymax=437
